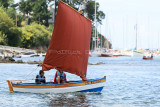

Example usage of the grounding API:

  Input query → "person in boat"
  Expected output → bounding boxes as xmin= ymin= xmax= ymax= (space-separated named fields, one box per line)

xmin=54 ymin=70 xmax=67 ymax=84
xmin=35 ymin=70 xmax=46 ymax=84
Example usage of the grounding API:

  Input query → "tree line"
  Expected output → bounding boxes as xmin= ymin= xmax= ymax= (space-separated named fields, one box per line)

xmin=0 ymin=0 xmax=111 ymax=50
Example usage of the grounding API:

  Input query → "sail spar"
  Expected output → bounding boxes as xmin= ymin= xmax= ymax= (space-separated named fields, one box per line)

xmin=42 ymin=1 xmax=92 ymax=78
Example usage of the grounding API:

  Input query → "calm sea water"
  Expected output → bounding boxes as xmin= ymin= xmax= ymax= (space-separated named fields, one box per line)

xmin=0 ymin=56 xmax=160 ymax=107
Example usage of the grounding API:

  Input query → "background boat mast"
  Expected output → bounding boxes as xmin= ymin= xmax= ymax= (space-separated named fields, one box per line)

xmin=94 ymin=0 xmax=97 ymax=50
xmin=135 ymin=19 xmax=138 ymax=50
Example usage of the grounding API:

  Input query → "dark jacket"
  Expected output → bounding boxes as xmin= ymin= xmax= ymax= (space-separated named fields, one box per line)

xmin=35 ymin=75 xmax=46 ymax=84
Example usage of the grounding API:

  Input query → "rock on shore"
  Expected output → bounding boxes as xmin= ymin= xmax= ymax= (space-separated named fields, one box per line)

xmin=0 ymin=56 xmax=15 ymax=63
xmin=0 ymin=56 xmax=43 ymax=65
xmin=0 ymin=57 xmax=105 ymax=66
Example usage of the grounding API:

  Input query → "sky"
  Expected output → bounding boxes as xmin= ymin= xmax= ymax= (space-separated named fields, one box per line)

xmin=15 ymin=0 xmax=160 ymax=49
xmin=98 ymin=0 xmax=160 ymax=49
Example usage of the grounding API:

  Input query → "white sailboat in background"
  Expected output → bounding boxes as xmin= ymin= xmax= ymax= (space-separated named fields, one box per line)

xmin=91 ymin=0 xmax=101 ymax=57
xmin=99 ymin=13 xmax=115 ymax=57
xmin=143 ymin=51 xmax=153 ymax=60
xmin=133 ymin=21 xmax=143 ymax=57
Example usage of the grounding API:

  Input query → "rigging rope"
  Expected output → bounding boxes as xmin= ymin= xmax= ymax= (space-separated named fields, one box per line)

xmin=24 ymin=66 xmax=39 ymax=79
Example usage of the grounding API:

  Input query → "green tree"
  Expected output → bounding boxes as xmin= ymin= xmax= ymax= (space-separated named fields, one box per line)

xmin=16 ymin=14 xmax=25 ymax=27
xmin=0 ymin=31 xmax=7 ymax=45
xmin=48 ymin=24 xmax=54 ymax=33
xmin=31 ymin=0 xmax=50 ymax=26
xmin=85 ymin=1 xmax=105 ymax=24
xmin=0 ymin=7 xmax=21 ymax=46
xmin=59 ymin=0 xmax=105 ymax=25
xmin=7 ymin=27 xmax=22 ymax=46
xmin=19 ymin=0 xmax=50 ymax=26
xmin=62 ymin=0 xmax=83 ymax=10
xmin=7 ymin=7 xmax=25 ymax=27
xmin=0 ymin=0 xmax=14 ymax=9
xmin=19 ymin=0 xmax=32 ymax=25
xmin=6 ymin=7 xmax=16 ymax=20
xmin=19 ymin=0 xmax=32 ymax=16
xmin=21 ymin=23 xmax=51 ymax=48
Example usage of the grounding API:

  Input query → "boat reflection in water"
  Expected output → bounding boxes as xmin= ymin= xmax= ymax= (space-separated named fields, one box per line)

xmin=48 ymin=93 xmax=90 ymax=106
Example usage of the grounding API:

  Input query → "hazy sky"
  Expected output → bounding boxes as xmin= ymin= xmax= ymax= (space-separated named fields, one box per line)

xmin=98 ymin=0 xmax=160 ymax=49
xmin=15 ymin=0 xmax=160 ymax=49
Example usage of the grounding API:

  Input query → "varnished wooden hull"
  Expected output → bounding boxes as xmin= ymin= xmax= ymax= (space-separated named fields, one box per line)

xmin=100 ymin=54 xmax=112 ymax=57
xmin=100 ymin=54 xmax=118 ymax=57
xmin=143 ymin=56 xmax=153 ymax=60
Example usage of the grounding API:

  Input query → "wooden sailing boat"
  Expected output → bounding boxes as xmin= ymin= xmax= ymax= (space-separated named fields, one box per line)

xmin=143 ymin=56 xmax=153 ymax=60
xmin=143 ymin=53 xmax=153 ymax=60
xmin=6 ymin=1 xmax=106 ymax=93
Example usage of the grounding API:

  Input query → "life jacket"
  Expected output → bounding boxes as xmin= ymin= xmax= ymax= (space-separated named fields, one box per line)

xmin=36 ymin=75 xmax=45 ymax=83
xmin=54 ymin=71 xmax=67 ymax=83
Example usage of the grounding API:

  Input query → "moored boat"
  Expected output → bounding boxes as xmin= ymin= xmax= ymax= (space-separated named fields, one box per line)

xmin=143 ymin=53 xmax=153 ymax=60
xmin=90 ymin=52 xmax=101 ymax=57
xmin=133 ymin=50 xmax=143 ymax=57
xmin=100 ymin=53 xmax=112 ymax=57
xmin=100 ymin=53 xmax=118 ymax=57
xmin=143 ymin=55 xmax=153 ymax=60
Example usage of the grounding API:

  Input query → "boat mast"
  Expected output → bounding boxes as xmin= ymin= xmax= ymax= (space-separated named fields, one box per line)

xmin=97 ymin=25 xmax=99 ymax=48
xmin=105 ymin=13 xmax=110 ymax=50
xmin=158 ymin=32 xmax=159 ymax=50
xmin=107 ymin=39 xmax=109 ymax=50
xmin=100 ymin=25 xmax=102 ymax=49
xmin=135 ymin=20 xmax=138 ymax=50
xmin=94 ymin=0 xmax=97 ymax=50
xmin=147 ymin=16 xmax=150 ymax=49
xmin=123 ymin=17 xmax=125 ymax=49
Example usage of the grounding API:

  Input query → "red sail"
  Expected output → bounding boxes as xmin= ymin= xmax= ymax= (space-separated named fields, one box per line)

xmin=42 ymin=1 xmax=92 ymax=78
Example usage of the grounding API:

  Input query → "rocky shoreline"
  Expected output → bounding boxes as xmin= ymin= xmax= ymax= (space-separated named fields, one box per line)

xmin=0 ymin=57 xmax=104 ymax=66
xmin=0 ymin=56 xmax=43 ymax=65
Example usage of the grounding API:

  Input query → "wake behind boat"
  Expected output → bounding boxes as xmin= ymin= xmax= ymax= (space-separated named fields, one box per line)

xmin=7 ymin=1 xmax=106 ymax=93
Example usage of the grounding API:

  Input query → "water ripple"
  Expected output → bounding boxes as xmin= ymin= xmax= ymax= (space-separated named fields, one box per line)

xmin=0 ymin=57 xmax=160 ymax=106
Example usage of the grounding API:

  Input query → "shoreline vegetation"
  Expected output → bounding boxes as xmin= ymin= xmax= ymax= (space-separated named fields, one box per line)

xmin=0 ymin=0 xmax=112 ymax=68
xmin=0 ymin=0 xmax=111 ymax=51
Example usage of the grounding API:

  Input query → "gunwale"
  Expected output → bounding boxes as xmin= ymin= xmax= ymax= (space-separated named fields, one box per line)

xmin=11 ymin=77 xmax=106 ymax=89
